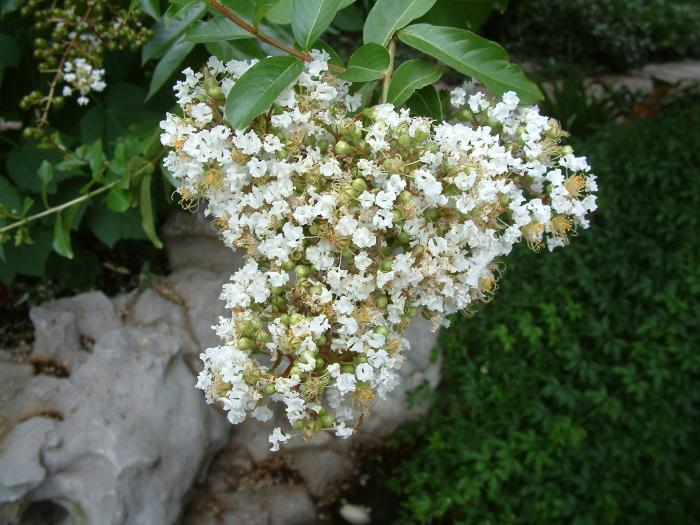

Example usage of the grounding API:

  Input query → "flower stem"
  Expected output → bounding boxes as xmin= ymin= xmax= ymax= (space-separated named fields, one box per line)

xmin=381 ymin=38 xmax=396 ymax=104
xmin=0 ymin=181 xmax=117 ymax=236
xmin=209 ymin=1 xmax=344 ymax=73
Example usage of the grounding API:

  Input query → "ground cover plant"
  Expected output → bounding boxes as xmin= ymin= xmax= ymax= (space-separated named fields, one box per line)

xmin=389 ymin=92 xmax=700 ymax=524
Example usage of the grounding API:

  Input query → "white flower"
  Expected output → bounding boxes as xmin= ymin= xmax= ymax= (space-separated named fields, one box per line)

xmin=269 ymin=427 xmax=291 ymax=451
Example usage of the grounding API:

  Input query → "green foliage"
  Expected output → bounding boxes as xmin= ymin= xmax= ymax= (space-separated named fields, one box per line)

xmin=338 ymin=43 xmax=389 ymax=82
xmin=398 ymin=23 xmax=543 ymax=104
xmin=224 ymin=55 xmax=305 ymax=128
xmin=487 ymin=0 xmax=700 ymax=74
xmin=389 ymin=95 xmax=700 ymax=523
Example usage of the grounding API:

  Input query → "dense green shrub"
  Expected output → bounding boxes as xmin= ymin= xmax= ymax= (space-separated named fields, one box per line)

xmin=390 ymin=95 xmax=700 ymax=523
xmin=487 ymin=0 xmax=700 ymax=74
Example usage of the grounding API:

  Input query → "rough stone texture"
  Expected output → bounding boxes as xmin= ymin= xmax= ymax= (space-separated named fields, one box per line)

xmin=0 ymin=294 xmax=229 ymax=524
xmin=1 ymin=211 xmax=442 ymax=525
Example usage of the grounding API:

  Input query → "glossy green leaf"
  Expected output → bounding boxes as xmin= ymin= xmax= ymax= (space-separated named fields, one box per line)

xmin=53 ymin=212 xmax=73 ymax=259
xmin=224 ymin=55 xmax=304 ymax=129
xmin=406 ymin=84 xmax=443 ymax=120
xmin=130 ymin=0 xmax=160 ymax=19
xmin=206 ymin=40 xmax=266 ymax=61
xmin=146 ymin=39 xmax=195 ymax=100
xmin=418 ymin=0 xmax=503 ymax=31
xmin=254 ymin=0 xmax=278 ymax=28
xmin=37 ymin=161 xmax=53 ymax=208
xmin=388 ymin=59 xmax=442 ymax=106
xmin=142 ymin=2 xmax=205 ymax=63
xmin=184 ymin=16 xmax=257 ymax=43
xmin=310 ymin=39 xmax=344 ymax=67
xmin=85 ymin=139 xmax=104 ymax=181
xmin=165 ymin=0 xmax=201 ymax=20
xmin=265 ymin=0 xmax=292 ymax=24
xmin=338 ymin=44 xmax=389 ymax=82
xmin=139 ymin=173 xmax=163 ymax=249
xmin=0 ymin=176 xmax=21 ymax=215
xmin=363 ymin=0 xmax=436 ymax=46
xmin=106 ymin=186 xmax=132 ymax=213
xmin=291 ymin=0 xmax=344 ymax=50
xmin=398 ymin=24 xmax=544 ymax=104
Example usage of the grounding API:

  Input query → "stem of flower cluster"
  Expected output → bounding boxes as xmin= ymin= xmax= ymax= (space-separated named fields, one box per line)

xmin=209 ymin=1 xmax=345 ymax=73
xmin=381 ymin=39 xmax=396 ymax=104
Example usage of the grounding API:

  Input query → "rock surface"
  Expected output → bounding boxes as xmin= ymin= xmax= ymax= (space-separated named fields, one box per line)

xmin=0 ymin=211 xmax=441 ymax=525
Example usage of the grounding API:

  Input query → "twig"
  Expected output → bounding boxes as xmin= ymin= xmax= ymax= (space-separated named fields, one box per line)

xmin=380 ymin=38 xmax=396 ymax=104
xmin=0 ymin=181 xmax=117 ymax=236
xmin=209 ymin=1 xmax=345 ymax=73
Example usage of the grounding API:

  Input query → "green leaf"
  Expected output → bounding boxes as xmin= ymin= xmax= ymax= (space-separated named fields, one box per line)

xmin=0 ymin=176 xmax=21 ymax=215
xmin=139 ymin=173 xmax=163 ymax=249
xmin=291 ymin=0 xmax=343 ymax=50
xmin=85 ymin=139 xmax=104 ymax=181
xmin=388 ymin=59 xmax=442 ymax=106
xmin=147 ymin=39 xmax=195 ymax=100
xmin=0 ymin=0 xmax=25 ymax=16
xmin=165 ymin=0 xmax=201 ymax=20
xmin=418 ymin=0 xmax=501 ymax=31
xmin=0 ymin=33 xmax=20 ymax=67
xmin=206 ymin=39 xmax=266 ymax=61
xmin=88 ymin=207 xmax=147 ymax=248
xmin=363 ymin=0 xmax=436 ymax=47
xmin=53 ymin=212 xmax=73 ymax=259
xmin=184 ymin=16 xmax=257 ymax=43
xmin=406 ymin=84 xmax=443 ymax=120
xmin=254 ymin=0 xmax=278 ymax=28
xmin=338 ymin=43 xmax=389 ymax=82
xmin=106 ymin=186 xmax=132 ymax=213
xmin=0 ymin=228 xmax=52 ymax=284
xmin=38 ymin=161 xmax=53 ymax=209
xmin=131 ymin=0 xmax=160 ymax=19
xmin=142 ymin=2 xmax=205 ymax=63
xmin=310 ymin=39 xmax=344 ymax=67
xmin=265 ymin=0 xmax=292 ymax=24
xmin=224 ymin=55 xmax=304 ymax=129
xmin=398 ymin=24 xmax=543 ymax=104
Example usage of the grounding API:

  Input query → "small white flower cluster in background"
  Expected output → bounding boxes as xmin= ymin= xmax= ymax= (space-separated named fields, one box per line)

xmin=62 ymin=57 xmax=106 ymax=106
xmin=160 ymin=51 xmax=597 ymax=451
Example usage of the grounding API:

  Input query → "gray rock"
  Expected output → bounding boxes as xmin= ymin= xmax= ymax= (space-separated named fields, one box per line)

xmin=0 ymin=328 xmax=228 ymax=525
xmin=29 ymin=291 xmax=121 ymax=366
xmin=292 ymin=449 xmax=353 ymax=497
xmin=162 ymin=212 xmax=243 ymax=274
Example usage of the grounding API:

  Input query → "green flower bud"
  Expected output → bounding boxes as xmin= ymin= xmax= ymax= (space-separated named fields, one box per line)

xmin=256 ymin=331 xmax=272 ymax=344
xmin=315 ymin=335 xmax=327 ymax=346
xmin=561 ymin=145 xmax=574 ymax=156
xmin=311 ymin=285 xmax=323 ymax=296
xmin=335 ymin=140 xmax=352 ymax=155
xmin=397 ymin=230 xmax=411 ymax=244
xmin=237 ymin=337 xmax=254 ymax=350
xmin=315 ymin=357 xmax=325 ymax=369
xmin=424 ymin=209 xmax=440 ymax=222
xmin=265 ymin=383 xmax=276 ymax=395
xmin=279 ymin=314 xmax=291 ymax=325
xmin=406 ymin=306 xmax=418 ymax=318
xmin=309 ymin=224 xmax=320 ymax=236
xmin=283 ymin=260 xmax=295 ymax=271
xmin=392 ymin=209 xmax=404 ymax=222
xmin=375 ymin=294 xmax=389 ymax=308
xmin=272 ymin=285 xmax=286 ymax=296
xmin=457 ymin=108 xmax=474 ymax=122
xmin=295 ymin=264 xmax=311 ymax=278
xmin=399 ymin=191 xmax=413 ymax=203
xmin=292 ymin=419 xmax=305 ymax=430
xmin=342 ymin=364 xmax=355 ymax=374
xmin=351 ymin=178 xmax=367 ymax=192
xmin=374 ymin=326 xmax=388 ymax=335
xmin=290 ymin=313 xmax=304 ymax=324
xmin=381 ymin=258 xmax=393 ymax=272
xmin=317 ymin=139 xmax=329 ymax=151
xmin=319 ymin=414 xmax=335 ymax=428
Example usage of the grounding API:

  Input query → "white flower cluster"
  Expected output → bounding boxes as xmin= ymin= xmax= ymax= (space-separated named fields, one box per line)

xmin=160 ymin=51 xmax=597 ymax=451
xmin=62 ymin=57 xmax=106 ymax=106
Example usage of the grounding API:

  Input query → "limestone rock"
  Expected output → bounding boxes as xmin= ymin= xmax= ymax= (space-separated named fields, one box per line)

xmin=0 ymin=327 xmax=228 ymax=525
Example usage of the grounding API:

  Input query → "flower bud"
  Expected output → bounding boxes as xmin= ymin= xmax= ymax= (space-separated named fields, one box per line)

xmin=237 ymin=337 xmax=254 ymax=350
xmin=375 ymin=294 xmax=389 ymax=308
xmin=397 ymin=230 xmax=411 ymax=244
xmin=265 ymin=383 xmax=276 ymax=395
xmin=319 ymin=414 xmax=335 ymax=428
xmin=381 ymin=258 xmax=393 ymax=272
xmin=351 ymin=178 xmax=367 ymax=192
xmin=334 ymin=140 xmax=352 ymax=155
xmin=295 ymin=264 xmax=311 ymax=278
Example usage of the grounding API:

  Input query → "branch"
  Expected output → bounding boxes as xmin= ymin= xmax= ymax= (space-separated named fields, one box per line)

xmin=381 ymin=38 xmax=396 ymax=104
xmin=0 ymin=181 xmax=117 ymax=236
xmin=209 ymin=1 xmax=344 ymax=73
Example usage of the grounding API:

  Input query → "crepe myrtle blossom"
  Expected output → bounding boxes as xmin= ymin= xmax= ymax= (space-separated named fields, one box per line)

xmin=160 ymin=51 xmax=597 ymax=450
xmin=61 ymin=58 xmax=106 ymax=106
